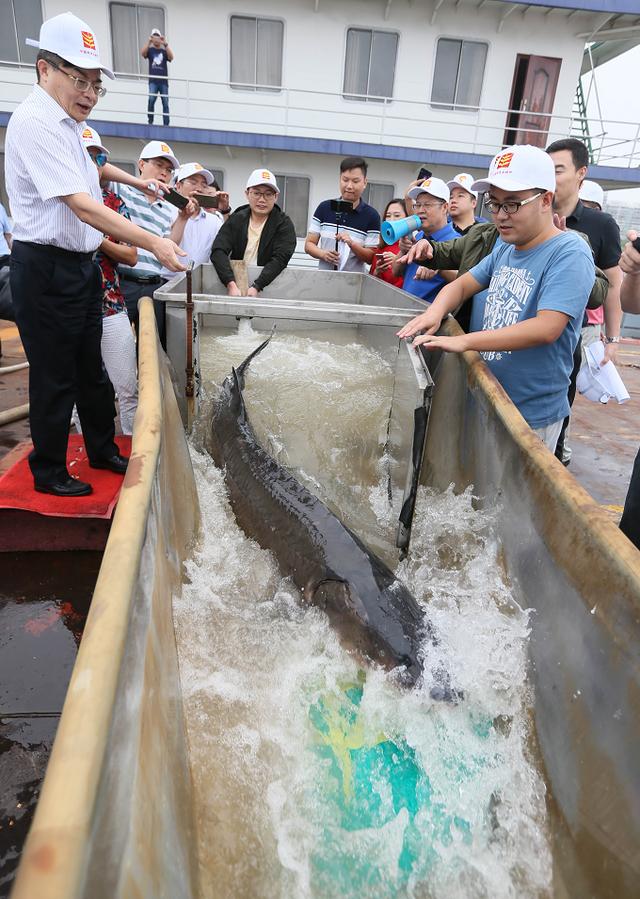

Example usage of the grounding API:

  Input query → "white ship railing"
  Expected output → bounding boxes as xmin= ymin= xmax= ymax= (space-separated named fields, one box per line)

xmin=0 ymin=63 xmax=638 ymax=169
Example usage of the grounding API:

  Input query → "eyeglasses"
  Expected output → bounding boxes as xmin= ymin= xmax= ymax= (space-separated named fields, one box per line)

xmin=413 ymin=202 xmax=444 ymax=211
xmin=49 ymin=61 xmax=107 ymax=97
xmin=248 ymin=189 xmax=276 ymax=199
xmin=484 ymin=193 xmax=543 ymax=215
xmin=92 ymin=152 xmax=108 ymax=167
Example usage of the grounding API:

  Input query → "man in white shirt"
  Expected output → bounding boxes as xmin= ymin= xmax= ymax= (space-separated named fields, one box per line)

xmin=163 ymin=163 xmax=223 ymax=273
xmin=6 ymin=12 xmax=185 ymax=496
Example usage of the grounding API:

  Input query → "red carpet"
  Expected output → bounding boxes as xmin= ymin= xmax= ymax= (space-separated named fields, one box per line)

xmin=0 ymin=435 xmax=131 ymax=519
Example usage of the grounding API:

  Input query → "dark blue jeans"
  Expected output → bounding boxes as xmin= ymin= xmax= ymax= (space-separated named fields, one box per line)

xmin=148 ymin=79 xmax=169 ymax=125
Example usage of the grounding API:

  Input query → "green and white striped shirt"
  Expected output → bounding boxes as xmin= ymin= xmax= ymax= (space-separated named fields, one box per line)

xmin=114 ymin=183 xmax=175 ymax=277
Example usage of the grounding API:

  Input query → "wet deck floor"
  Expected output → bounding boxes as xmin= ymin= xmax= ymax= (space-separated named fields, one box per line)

xmin=0 ymin=317 xmax=639 ymax=897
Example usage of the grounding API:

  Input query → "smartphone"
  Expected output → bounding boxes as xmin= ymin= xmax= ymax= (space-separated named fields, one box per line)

xmin=330 ymin=199 xmax=354 ymax=214
xmin=164 ymin=188 xmax=189 ymax=209
xmin=417 ymin=166 xmax=432 ymax=182
xmin=633 ymin=236 xmax=640 ymax=253
xmin=193 ymin=192 xmax=219 ymax=208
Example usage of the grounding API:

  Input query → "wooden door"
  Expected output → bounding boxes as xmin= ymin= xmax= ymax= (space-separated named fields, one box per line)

xmin=504 ymin=55 xmax=562 ymax=148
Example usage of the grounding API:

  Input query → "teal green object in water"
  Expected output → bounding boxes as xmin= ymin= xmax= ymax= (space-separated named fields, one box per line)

xmin=309 ymin=682 xmax=477 ymax=896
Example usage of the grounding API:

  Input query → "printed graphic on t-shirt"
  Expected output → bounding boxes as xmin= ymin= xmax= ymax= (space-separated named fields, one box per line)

xmin=482 ymin=264 xmax=535 ymax=361
xmin=152 ymin=52 xmax=164 ymax=68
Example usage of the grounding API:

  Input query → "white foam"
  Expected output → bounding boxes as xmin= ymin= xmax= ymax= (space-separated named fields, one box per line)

xmin=173 ymin=331 xmax=551 ymax=899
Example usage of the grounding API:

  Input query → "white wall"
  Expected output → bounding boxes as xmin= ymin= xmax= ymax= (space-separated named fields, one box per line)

xmin=13 ymin=0 xmax=602 ymax=156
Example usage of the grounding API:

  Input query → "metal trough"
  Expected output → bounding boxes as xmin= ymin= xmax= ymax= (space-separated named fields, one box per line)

xmin=10 ymin=262 xmax=640 ymax=897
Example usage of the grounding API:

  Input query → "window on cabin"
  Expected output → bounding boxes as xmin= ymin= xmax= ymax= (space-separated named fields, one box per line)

xmin=343 ymin=28 xmax=398 ymax=101
xmin=0 ymin=0 xmax=41 ymax=66
xmin=230 ymin=16 xmax=283 ymax=91
xmin=273 ymin=174 xmax=310 ymax=238
xmin=431 ymin=39 xmax=488 ymax=110
xmin=109 ymin=3 xmax=166 ymax=76
xmin=363 ymin=182 xmax=395 ymax=215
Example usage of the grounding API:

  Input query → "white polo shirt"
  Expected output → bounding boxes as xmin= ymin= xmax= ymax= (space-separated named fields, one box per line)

xmin=5 ymin=85 xmax=103 ymax=253
xmin=160 ymin=208 xmax=222 ymax=277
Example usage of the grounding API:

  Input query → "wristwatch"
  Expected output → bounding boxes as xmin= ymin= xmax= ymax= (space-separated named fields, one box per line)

xmin=605 ymin=336 xmax=620 ymax=344
xmin=218 ymin=207 xmax=231 ymax=215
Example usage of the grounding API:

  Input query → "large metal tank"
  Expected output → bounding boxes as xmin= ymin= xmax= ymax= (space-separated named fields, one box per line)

xmin=10 ymin=263 xmax=640 ymax=897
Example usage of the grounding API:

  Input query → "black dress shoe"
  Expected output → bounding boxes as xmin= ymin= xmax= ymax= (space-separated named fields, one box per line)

xmin=89 ymin=453 xmax=129 ymax=475
xmin=35 ymin=476 xmax=93 ymax=497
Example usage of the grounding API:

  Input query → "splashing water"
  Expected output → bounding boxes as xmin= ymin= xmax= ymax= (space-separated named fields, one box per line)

xmin=174 ymin=328 xmax=552 ymax=899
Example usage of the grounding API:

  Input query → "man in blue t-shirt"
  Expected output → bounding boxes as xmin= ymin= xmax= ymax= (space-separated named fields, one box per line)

xmin=141 ymin=28 xmax=174 ymax=126
xmin=305 ymin=156 xmax=380 ymax=272
xmin=392 ymin=177 xmax=459 ymax=303
xmin=397 ymin=145 xmax=594 ymax=450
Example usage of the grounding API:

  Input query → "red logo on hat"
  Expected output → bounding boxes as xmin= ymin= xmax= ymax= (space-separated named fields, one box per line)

xmin=82 ymin=128 xmax=93 ymax=139
xmin=262 ymin=170 xmax=272 ymax=179
xmin=495 ymin=152 xmax=514 ymax=170
xmin=160 ymin=143 xmax=171 ymax=154
xmin=81 ymin=31 xmax=96 ymax=50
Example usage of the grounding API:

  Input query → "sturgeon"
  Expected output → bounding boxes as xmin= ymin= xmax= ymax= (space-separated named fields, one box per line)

xmin=208 ymin=336 xmax=446 ymax=691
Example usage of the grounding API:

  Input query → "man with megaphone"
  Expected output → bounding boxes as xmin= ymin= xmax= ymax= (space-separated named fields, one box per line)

xmin=391 ymin=177 xmax=459 ymax=303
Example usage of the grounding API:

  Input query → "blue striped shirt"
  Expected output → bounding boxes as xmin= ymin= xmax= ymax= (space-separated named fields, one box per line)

xmin=114 ymin=183 xmax=175 ymax=277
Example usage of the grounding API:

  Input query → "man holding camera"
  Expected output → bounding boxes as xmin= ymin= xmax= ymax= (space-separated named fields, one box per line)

xmin=141 ymin=27 xmax=173 ymax=126
xmin=164 ymin=163 xmax=226 ymax=271
xmin=305 ymin=156 xmax=380 ymax=272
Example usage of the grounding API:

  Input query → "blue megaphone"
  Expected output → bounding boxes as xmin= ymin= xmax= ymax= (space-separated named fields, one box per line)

xmin=381 ymin=214 xmax=421 ymax=245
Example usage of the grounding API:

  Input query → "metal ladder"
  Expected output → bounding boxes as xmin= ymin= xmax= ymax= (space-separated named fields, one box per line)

xmin=571 ymin=79 xmax=595 ymax=164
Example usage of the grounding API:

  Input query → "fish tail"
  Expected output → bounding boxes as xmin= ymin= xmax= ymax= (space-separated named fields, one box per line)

xmin=235 ymin=332 xmax=275 ymax=389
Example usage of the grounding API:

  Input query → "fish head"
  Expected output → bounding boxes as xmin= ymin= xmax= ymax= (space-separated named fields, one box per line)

xmin=312 ymin=577 xmax=423 ymax=686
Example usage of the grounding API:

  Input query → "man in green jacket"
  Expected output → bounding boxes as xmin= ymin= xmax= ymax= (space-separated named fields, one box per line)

xmin=402 ymin=220 xmax=607 ymax=332
xmin=210 ymin=169 xmax=297 ymax=297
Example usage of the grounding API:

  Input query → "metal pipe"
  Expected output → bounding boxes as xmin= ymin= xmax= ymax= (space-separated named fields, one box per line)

xmin=0 ymin=402 xmax=28 ymax=425
xmin=0 ymin=361 xmax=29 ymax=374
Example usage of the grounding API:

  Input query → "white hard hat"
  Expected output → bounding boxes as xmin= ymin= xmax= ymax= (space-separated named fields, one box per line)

xmin=472 ymin=145 xmax=556 ymax=193
xmin=447 ymin=173 xmax=478 ymax=199
xmin=579 ymin=180 xmax=604 ymax=209
xmin=407 ymin=176 xmax=450 ymax=203
xmin=140 ymin=140 xmax=179 ymax=169
xmin=175 ymin=162 xmax=214 ymax=186
xmin=246 ymin=169 xmax=279 ymax=192
xmin=80 ymin=125 xmax=109 ymax=156
xmin=26 ymin=12 xmax=114 ymax=80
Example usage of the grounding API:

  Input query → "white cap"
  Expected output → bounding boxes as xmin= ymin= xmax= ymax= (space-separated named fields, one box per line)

xmin=151 ymin=28 xmax=162 ymax=36
xmin=80 ymin=125 xmax=109 ymax=156
xmin=26 ymin=12 xmax=114 ymax=80
xmin=139 ymin=140 xmax=179 ymax=169
xmin=472 ymin=145 xmax=556 ymax=193
xmin=579 ymin=180 xmax=604 ymax=209
xmin=407 ymin=176 xmax=450 ymax=203
xmin=175 ymin=162 xmax=214 ymax=186
xmin=246 ymin=169 xmax=279 ymax=192
xmin=447 ymin=173 xmax=478 ymax=199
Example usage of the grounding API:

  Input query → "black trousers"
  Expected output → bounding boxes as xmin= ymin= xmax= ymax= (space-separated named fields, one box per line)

xmin=620 ymin=447 xmax=640 ymax=550
xmin=10 ymin=241 xmax=117 ymax=484
xmin=120 ymin=277 xmax=167 ymax=349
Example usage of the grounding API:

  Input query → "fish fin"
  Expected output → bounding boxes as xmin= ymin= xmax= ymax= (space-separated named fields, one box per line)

xmin=235 ymin=333 xmax=274 ymax=388
xmin=311 ymin=578 xmax=351 ymax=611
